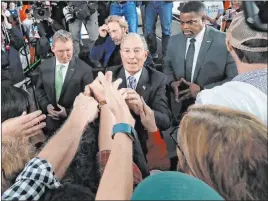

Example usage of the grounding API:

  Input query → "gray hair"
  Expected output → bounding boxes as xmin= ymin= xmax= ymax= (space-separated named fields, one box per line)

xmin=52 ymin=30 xmax=72 ymax=46
xmin=120 ymin=33 xmax=148 ymax=51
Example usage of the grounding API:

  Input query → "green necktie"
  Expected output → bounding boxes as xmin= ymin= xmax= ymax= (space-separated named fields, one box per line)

xmin=55 ymin=64 xmax=64 ymax=102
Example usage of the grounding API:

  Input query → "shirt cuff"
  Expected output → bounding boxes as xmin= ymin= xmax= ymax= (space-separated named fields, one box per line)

xmin=16 ymin=157 xmax=61 ymax=189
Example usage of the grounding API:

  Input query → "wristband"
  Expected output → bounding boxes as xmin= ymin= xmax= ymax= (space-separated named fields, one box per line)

xmin=112 ymin=123 xmax=136 ymax=141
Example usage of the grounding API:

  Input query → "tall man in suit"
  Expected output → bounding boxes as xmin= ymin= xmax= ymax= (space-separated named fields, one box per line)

xmin=106 ymin=33 xmax=172 ymax=155
xmin=163 ymin=1 xmax=237 ymax=124
xmin=36 ymin=30 xmax=94 ymax=134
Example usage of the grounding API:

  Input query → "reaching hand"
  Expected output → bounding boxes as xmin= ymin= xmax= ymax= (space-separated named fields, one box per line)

xmin=140 ymin=98 xmax=158 ymax=132
xmin=177 ymin=78 xmax=201 ymax=102
xmin=2 ymin=110 xmax=46 ymax=138
xmin=124 ymin=89 xmax=143 ymax=115
xmin=73 ymin=93 xmax=99 ymax=124
xmin=97 ymin=71 xmax=135 ymax=126
xmin=87 ymin=71 xmax=113 ymax=102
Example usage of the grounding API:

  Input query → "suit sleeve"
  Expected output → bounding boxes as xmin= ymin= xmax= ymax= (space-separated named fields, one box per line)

xmin=151 ymin=76 xmax=172 ymax=130
xmin=203 ymin=48 xmax=238 ymax=89
xmin=89 ymin=36 xmax=107 ymax=63
xmin=163 ymin=38 xmax=177 ymax=86
xmin=35 ymin=66 xmax=49 ymax=113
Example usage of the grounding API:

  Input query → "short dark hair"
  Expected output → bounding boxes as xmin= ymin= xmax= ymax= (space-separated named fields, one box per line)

xmin=180 ymin=1 xmax=206 ymax=15
xmin=41 ymin=183 xmax=95 ymax=200
xmin=233 ymin=39 xmax=268 ymax=64
xmin=1 ymin=85 xmax=34 ymax=122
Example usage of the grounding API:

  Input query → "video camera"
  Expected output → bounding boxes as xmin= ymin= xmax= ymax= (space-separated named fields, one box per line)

xmin=31 ymin=1 xmax=51 ymax=20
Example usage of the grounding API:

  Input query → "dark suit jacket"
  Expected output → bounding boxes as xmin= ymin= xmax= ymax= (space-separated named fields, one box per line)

xmin=36 ymin=56 xmax=94 ymax=115
xmin=163 ymin=26 xmax=238 ymax=119
xmin=106 ymin=65 xmax=172 ymax=155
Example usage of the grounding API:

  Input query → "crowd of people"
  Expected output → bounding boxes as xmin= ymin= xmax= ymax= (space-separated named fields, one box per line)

xmin=1 ymin=1 xmax=268 ymax=200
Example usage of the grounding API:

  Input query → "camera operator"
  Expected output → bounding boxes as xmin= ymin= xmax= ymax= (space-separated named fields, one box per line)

xmin=1 ymin=12 xmax=25 ymax=85
xmin=32 ymin=1 xmax=65 ymax=39
xmin=64 ymin=1 xmax=99 ymax=57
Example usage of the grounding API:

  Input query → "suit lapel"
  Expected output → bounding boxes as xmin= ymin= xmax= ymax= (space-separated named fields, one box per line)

xmin=46 ymin=58 xmax=57 ymax=105
xmin=59 ymin=58 xmax=76 ymax=101
xmin=193 ymin=27 xmax=213 ymax=82
xmin=117 ymin=67 xmax=127 ymax=88
xmin=136 ymin=68 xmax=151 ymax=102
xmin=175 ymin=35 xmax=187 ymax=79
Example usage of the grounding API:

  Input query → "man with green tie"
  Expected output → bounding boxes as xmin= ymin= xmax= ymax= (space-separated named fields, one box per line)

xmin=36 ymin=30 xmax=94 ymax=134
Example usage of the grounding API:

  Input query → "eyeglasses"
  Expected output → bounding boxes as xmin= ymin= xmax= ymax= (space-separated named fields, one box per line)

xmin=179 ymin=19 xmax=201 ymax=26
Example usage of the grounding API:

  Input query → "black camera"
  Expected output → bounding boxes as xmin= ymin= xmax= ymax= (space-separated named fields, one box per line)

xmin=32 ymin=2 xmax=51 ymax=20
xmin=63 ymin=5 xmax=75 ymax=23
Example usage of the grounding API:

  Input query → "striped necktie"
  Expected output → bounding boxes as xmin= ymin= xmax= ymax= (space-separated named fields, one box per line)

xmin=128 ymin=76 xmax=137 ymax=89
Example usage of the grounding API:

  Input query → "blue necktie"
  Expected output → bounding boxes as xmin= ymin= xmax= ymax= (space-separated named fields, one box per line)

xmin=128 ymin=76 xmax=136 ymax=89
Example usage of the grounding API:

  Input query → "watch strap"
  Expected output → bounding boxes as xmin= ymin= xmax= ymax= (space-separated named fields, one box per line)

xmin=112 ymin=123 xmax=136 ymax=141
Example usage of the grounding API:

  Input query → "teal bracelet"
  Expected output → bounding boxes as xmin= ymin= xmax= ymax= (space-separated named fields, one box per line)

xmin=112 ymin=123 xmax=136 ymax=141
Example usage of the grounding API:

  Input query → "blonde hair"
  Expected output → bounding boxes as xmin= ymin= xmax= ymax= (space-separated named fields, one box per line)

xmin=105 ymin=15 xmax=129 ymax=32
xmin=179 ymin=105 xmax=268 ymax=200
xmin=2 ymin=136 xmax=36 ymax=192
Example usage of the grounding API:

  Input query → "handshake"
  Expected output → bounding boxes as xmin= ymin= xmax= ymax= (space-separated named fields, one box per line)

xmin=77 ymin=71 xmax=157 ymax=132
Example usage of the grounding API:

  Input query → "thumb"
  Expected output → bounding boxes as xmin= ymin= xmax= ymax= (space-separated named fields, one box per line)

xmin=57 ymin=104 xmax=63 ymax=109
xmin=21 ymin=111 xmax=27 ymax=116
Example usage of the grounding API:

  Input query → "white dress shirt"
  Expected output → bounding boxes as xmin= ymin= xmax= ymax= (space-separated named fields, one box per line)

xmin=55 ymin=59 xmax=69 ymax=83
xmin=185 ymin=26 xmax=206 ymax=82
xmin=125 ymin=69 xmax=143 ymax=90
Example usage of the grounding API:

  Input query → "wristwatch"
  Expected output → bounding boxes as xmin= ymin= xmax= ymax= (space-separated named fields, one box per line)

xmin=112 ymin=123 xmax=136 ymax=141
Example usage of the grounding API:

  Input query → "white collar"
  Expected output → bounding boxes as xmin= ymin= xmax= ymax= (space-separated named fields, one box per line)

xmin=56 ymin=59 xmax=69 ymax=68
xmin=188 ymin=26 xmax=206 ymax=42
xmin=125 ymin=68 xmax=143 ymax=83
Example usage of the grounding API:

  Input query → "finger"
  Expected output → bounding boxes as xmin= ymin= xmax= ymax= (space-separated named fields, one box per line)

xmin=57 ymin=104 xmax=64 ymax=110
xmin=98 ymin=71 xmax=109 ymax=88
xmin=181 ymin=78 xmax=190 ymax=86
xmin=141 ymin=97 xmax=150 ymax=113
xmin=19 ymin=110 xmax=43 ymax=124
xmin=112 ymin=78 xmax=122 ymax=90
xmin=140 ymin=108 xmax=146 ymax=120
xmin=126 ymin=93 xmax=139 ymax=100
xmin=84 ymin=85 xmax=91 ymax=96
xmin=177 ymin=92 xmax=191 ymax=103
xmin=178 ymin=89 xmax=190 ymax=95
xmin=105 ymin=71 xmax=113 ymax=83
xmin=174 ymin=86 xmax=179 ymax=102
xmin=23 ymin=114 xmax=46 ymax=130
xmin=24 ymin=122 xmax=47 ymax=136
xmin=119 ymin=88 xmax=128 ymax=95
xmin=21 ymin=111 xmax=27 ymax=116
xmin=127 ymin=99 xmax=141 ymax=105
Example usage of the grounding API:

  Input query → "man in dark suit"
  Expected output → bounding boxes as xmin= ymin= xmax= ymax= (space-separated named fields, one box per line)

xmin=36 ymin=30 xmax=94 ymax=134
xmin=163 ymin=1 xmax=237 ymax=123
xmin=106 ymin=33 xmax=172 ymax=155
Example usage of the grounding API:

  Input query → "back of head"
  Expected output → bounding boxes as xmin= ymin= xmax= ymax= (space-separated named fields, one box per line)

xmin=180 ymin=105 xmax=268 ymax=200
xmin=131 ymin=171 xmax=224 ymax=200
xmin=2 ymin=136 xmax=36 ymax=192
xmin=227 ymin=12 xmax=268 ymax=64
xmin=1 ymin=85 xmax=33 ymax=122
xmin=41 ymin=183 xmax=95 ymax=200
